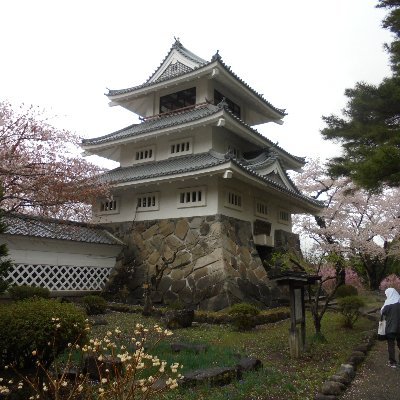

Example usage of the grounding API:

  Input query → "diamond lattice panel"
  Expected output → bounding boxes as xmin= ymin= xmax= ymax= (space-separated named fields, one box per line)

xmin=6 ymin=264 xmax=112 ymax=291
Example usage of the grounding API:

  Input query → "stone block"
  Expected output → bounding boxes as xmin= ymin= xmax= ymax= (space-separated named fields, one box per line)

xmin=239 ymin=246 xmax=252 ymax=264
xmin=254 ymin=266 xmax=268 ymax=281
xmin=171 ymin=279 xmax=186 ymax=293
xmin=150 ymin=234 xmax=164 ymax=251
xmin=192 ymin=266 xmax=209 ymax=281
xmin=222 ymin=237 xmax=236 ymax=255
xmin=194 ymin=249 xmax=221 ymax=270
xmin=163 ymin=310 xmax=194 ymax=329
xmin=172 ymin=251 xmax=192 ymax=268
xmin=175 ymin=219 xmax=189 ymax=240
xmin=142 ymin=224 xmax=159 ymax=240
xmin=170 ymin=342 xmax=208 ymax=353
xmin=321 ymin=381 xmax=346 ymax=396
xmin=179 ymin=287 xmax=193 ymax=304
xmin=199 ymin=292 xmax=230 ymax=311
xmin=169 ymin=268 xmax=185 ymax=281
xmin=329 ymin=374 xmax=351 ymax=385
xmin=188 ymin=216 xmax=203 ymax=229
xmin=347 ymin=351 xmax=365 ymax=367
xmin=353 ymin=344 xmax=369 ymax=354
xmin=185 ymin=229 xmax=198 ymax=246
xmin=236 ymin=357 xmax=262 ymax=372
xmin=338 ymin=364 xmax=355 ymax=379
xmin=159 ymin=220 xmax=175 ymax=236
xmin=199 ymin=222 xmax=210 ymax=236
xmin=209 ymin=222 xmax=222 ymax=237
xmin=157 ymin=276 xmax=172 ymax=292
xmin=182 ymin=366 xmax=241 ymax=387
xmin=165 ymin=235 xmax=183 ymax=250
xmin=147 ymin=250 xmax=161 ymax=265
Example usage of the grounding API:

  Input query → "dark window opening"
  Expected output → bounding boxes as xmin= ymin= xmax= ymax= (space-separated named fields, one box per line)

xmin=160 ymin=87 xmax=196 ymax=114
xmin=214 ymin=89 xmax=241 ymax=118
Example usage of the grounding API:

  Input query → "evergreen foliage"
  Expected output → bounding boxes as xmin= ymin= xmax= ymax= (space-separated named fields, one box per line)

xmin=321 ymin=1 xmax=400 ymax=190
xmin=82 ymin=294 xmax=107 ymax=315
xmin=0 ymin=298 xmax=87 ymax=369
xmin=8 ymin=285 xmax=50 ymax=300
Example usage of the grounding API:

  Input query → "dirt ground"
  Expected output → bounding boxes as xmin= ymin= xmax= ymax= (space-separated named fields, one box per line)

xmin=341 ymin=339 xmax=400 ymax=400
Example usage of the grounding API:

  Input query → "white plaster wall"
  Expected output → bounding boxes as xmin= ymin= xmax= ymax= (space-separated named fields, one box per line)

xmin=1 ymin=236 xmax=122 ymax=268
xmin=216 ymin=177 xmax=293 ymax=236
xmin=95 ymin=173 xmax=293 ymax=239
xmin=95 ymin=176 xmax=220 ymax=224
xmin=119 ymin=126 xmax=213 ymax=168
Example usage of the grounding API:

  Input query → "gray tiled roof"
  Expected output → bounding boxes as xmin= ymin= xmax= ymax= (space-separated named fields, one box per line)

xmin=82 ymin=103 xmax=219 ymax=146
xmin=106 ymin=40 xmax=286 ymax=117
xmin=82 ymin=104 xmax=304 ymax=167
xmin=103 ymin=151 xmax=227 ymax=184
xmin=3 ymin=214 xmax=124 ymax=245
xmin=103 ymin=151 xmax=322 ymax=208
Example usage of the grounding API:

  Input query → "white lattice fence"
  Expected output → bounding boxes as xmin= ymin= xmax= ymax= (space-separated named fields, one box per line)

xmin=6 ymin=264 xmax=112 ymax=291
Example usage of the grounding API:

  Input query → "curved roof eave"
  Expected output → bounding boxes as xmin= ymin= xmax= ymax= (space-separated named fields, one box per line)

xmin=220 ymin=108 xmax=305 ymax=169
xmin=82 ymin=104 xmax=304 ymax=169
xmin=106 ymin=48 xmax=286 ymax=119
xmin=103 ymin=151 xmax=322 ymax=211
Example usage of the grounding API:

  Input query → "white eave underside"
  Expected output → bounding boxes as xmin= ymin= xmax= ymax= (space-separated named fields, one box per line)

xmin=107 ymin=61 xmax=284 ymax=124
xmin=112 ymin=162 xmax=321 ymax=214
xmin=82 ymin=109 xmax=303 ymax=171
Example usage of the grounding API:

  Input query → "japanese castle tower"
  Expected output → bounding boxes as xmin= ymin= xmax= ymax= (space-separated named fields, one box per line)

xmin=82 ymin=40 xmax=322 ymax=310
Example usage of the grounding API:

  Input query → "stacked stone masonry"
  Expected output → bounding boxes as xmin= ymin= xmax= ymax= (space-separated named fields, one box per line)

xmin=106 ymin=215 xmax=286 ymax=311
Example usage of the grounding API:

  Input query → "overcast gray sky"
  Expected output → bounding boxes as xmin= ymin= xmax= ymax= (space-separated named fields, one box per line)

xmin=1 ymin=0 xmax=393 ymax=168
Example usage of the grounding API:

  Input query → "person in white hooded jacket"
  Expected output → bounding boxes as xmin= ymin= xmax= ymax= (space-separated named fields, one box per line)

xmin=381 ymin=287 xmax=400 ymax=367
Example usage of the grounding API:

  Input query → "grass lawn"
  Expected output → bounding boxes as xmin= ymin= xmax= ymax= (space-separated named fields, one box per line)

xmin=91 ymin=309 xmax=375 ymax=400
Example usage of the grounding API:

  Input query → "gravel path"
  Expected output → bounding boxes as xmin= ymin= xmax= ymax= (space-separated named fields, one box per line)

xmin=341 ymin=340 xmax=400 ymax=400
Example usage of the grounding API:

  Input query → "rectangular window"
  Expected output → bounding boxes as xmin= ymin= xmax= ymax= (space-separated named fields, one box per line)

xmin=134 ymin=145 xmax=155 ymax=163
xmin=177 ymin=186 xmax=206 ymax=208
xmin=169 ymin=137 xmax=192 ymax=156
xmin=136 ymin=192 xmax=159 ymax=211
xmin=225 ymin=189 xmax=243 ymax=211
xmin=98 ymin=198 xmax=120 ymax=215
xmin=255 ymin=200 xmax=268 ymax=218
xmin=278 ymin=210 xmax=291 ymax=224
xmin=214 ymin=89 xmax=241 ymax=118
xmin=160 ymin=87 xmax=196 ymax=114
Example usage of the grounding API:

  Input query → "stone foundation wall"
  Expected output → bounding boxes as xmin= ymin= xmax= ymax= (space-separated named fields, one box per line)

xmin=105 ymin=215 xmax=281 ymax=311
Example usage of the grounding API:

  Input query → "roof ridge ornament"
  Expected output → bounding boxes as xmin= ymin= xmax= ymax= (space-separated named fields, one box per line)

xmin=217 ymin=97 xmax=229 ymax=110
xmin=211 ymin=50 xmax=222 ymax=62
xmin=173 ymin=37 xmax=182 ymax=49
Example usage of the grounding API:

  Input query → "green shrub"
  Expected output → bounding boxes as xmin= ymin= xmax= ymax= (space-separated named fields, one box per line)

xmin=337 ymin=295 xmax=365 ymax=328
xmin=228 ymin=302 xmax=260 ymax=331
xmin=0 ymin=298 xmax=87 ymax=369
xmin=82 ymin=294 xmax=107 ymax=315
xmin=8 ymin=285 xmax=50 ymax=300
xmin=335 ymin=284 xmax=358 ymax=298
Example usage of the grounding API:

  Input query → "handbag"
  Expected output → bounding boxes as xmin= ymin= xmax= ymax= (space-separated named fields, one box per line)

xmin=378 ymin=319 xmax=386 ymax=340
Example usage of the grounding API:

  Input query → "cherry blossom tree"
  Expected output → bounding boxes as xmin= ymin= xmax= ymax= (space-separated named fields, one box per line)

xmin=293 ymin=158 xmax=400 ymax=290
xmin=0 ymin=101 xmax=109 ymax=221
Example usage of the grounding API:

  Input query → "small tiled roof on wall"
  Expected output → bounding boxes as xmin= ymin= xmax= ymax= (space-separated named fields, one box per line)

xmin=3 ymin=214 xmax=124 ymax=246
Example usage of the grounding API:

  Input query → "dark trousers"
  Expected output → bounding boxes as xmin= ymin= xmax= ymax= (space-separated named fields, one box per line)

xmin=386 ymin=333 xmax=400 ymax=364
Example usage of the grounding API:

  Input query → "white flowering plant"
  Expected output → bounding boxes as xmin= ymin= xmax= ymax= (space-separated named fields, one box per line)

xmin=0 ymin=322 xmax=183 ymax=400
